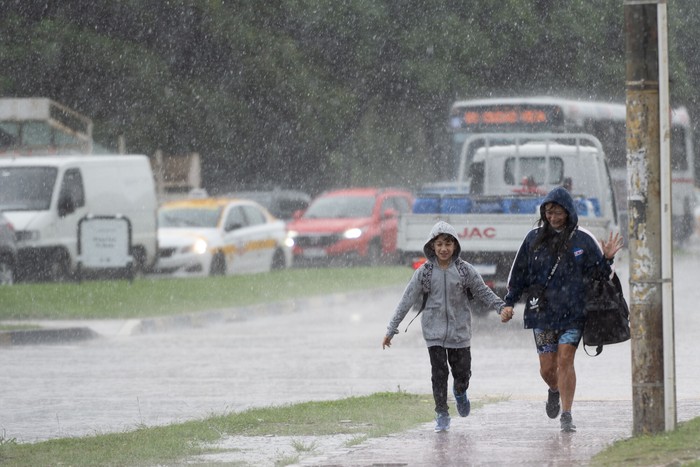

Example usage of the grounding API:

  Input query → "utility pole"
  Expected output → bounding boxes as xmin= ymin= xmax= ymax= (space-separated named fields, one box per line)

xmin=624 ymin=0 xmax=676 ymax=435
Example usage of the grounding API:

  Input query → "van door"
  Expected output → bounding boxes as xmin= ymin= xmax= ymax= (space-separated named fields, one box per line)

xmin=54 ymin=168 xmax=86 ymax=275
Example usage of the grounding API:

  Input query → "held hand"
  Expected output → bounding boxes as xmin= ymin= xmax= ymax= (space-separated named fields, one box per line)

xmin=601 ymin=231 xmax=624 ymax=260
xmin=501 ymin=306 xmax=514 ymax=323
xmin=382 ymin=335 xmax=392 ymax=349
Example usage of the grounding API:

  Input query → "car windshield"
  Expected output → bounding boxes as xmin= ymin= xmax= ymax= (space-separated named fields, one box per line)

xmin=303 ymin=195 xmax=374 ymax=219
xmin=0 ymin=166 xmax=58 ymax=211
xmin=158 ymin=206 xmax=223 ymax=228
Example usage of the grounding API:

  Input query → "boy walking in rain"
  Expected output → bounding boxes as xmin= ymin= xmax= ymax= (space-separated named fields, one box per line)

xmin=382 ymin=221 xmax=507 ymax=432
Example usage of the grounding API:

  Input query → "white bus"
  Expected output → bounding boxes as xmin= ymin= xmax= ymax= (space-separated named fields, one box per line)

xmin=448 ymin=96 xmax=696 ymax=241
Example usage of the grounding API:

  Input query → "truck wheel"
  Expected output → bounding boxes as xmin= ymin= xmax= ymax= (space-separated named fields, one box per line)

xmin=0 ymin=256 xmax=14 ymax=285
xmin=209 ymin=253 xmax=226 ymax=276
xmin=271 ymin=248 xmax=286 ymax=270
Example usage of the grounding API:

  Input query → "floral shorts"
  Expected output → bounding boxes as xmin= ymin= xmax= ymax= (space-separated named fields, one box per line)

xmin=533 ymin=328 xmax=582 ymax=354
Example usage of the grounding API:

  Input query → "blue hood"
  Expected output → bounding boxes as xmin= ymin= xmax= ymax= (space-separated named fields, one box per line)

xmin=539 ymin=187 xmax=578 ymax=228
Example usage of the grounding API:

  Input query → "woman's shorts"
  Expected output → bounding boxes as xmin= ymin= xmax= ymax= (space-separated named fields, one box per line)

xmin=533 ymin=328 xmax=582 ymax=354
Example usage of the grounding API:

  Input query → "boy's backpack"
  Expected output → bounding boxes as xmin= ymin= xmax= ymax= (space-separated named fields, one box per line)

xmin=405 ymin=258 xmax=473 ymax=332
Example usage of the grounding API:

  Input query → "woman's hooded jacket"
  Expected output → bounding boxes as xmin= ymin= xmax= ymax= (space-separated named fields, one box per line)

xmin=386 ymin=221 xmax=505 ymax=348
xmin=504 ymin=187 xmax=613 ymax=330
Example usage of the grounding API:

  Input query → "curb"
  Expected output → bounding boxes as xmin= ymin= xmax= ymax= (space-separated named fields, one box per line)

xmin=0 ymin=327 xmax=99 ymax=346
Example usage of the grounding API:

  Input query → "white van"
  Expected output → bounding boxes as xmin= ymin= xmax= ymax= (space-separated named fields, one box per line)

xmin=0 ymin=155 xmax=158 ymax=280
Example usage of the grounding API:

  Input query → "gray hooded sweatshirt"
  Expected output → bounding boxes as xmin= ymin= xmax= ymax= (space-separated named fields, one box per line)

xmin=386 ymin=221 xmax=505 ymax=348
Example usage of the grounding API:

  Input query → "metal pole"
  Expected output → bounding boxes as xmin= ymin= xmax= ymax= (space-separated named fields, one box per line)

xmin=624 ymin=0 xmax=666 ymax=435
xmin=656 ymin=1 xmax=677 ymax=432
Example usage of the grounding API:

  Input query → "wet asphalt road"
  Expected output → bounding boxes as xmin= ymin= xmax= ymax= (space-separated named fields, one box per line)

xmin=1 ymin=243 xmax=700 ymax=465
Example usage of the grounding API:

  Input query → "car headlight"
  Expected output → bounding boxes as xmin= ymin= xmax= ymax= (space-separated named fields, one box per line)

xmin=182 ymin=238 xmax=208 ymax=255
xmin=343 ymin=227 xmax=364 ymax=239
xmin=285 ymin=230 xmax=297 ymax=248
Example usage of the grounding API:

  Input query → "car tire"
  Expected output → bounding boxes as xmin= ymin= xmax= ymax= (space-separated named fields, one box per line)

xmin=209 ymin=253 xmax=226 ymax=276
xmin=0 ymin=256 xmax=14 ymax=285
xmin=271 ymin=248 xmax=286 ymax=270
xmin=367 ymin=240 xmax=382 ymax=266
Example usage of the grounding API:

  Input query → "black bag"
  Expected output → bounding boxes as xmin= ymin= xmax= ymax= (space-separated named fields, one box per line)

xmin=583 ymin=273 xmax=630 ymax=356
xmin=524 ymin=284 xmax=547 ymax=313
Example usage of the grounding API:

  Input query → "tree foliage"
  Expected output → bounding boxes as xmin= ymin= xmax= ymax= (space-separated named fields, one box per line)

xmin=0 ymin=1 xmax=697 ymax=194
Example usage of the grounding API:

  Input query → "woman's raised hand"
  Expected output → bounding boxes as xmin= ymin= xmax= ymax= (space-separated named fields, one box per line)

xmin=601 ymin=231 xmax=624 ymax=260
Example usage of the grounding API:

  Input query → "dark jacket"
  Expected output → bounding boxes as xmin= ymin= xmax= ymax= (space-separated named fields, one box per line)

xmin=504 ymin=187 xmax=613 ymax=330
xmin=386 ymin=221 xmax=505 ymax=348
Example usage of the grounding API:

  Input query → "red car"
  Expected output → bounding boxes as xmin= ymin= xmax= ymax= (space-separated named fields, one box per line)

xmin=286 ymin=187 xmax=413 ymax=266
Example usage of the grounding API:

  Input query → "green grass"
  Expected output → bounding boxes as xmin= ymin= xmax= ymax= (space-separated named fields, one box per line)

xmin=591 ymin=417 xmax=700 ymax=466
xmin=0 ymin=266 xmax=413 ymax=320
xmin=0 ymin=391 xmax=436 ymax=467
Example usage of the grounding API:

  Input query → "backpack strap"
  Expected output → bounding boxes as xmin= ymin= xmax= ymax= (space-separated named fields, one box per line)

xmin=455 ymin=258 xmax=474 ymax=300
xmin=404 ymin=262 xmax=432 ymax=332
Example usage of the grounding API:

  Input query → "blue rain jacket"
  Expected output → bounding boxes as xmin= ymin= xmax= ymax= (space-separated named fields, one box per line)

xmin=504 ymin=187 xmax=613 ymax=330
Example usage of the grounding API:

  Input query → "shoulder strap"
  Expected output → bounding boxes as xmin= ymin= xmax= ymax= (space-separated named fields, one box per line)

xmin=404 ymin=263 xmax=432 ymax=332
xmin=421 ymin=261 xmax=433 ymax=294
xmin=455 ymin=258 xmax=474 ymax=300
xmin=542 ymin=230 xmax=576 ymax=292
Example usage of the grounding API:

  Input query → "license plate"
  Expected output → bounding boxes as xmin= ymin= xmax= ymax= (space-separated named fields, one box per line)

xmin=302 ymin=248 xmax=327 ymax=258
xmin=474 ymin=264 xmax=497 ymax=275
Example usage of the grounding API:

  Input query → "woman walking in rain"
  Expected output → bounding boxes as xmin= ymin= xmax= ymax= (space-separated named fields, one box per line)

xmin=500 ymin=186 xmax=622 ymax=432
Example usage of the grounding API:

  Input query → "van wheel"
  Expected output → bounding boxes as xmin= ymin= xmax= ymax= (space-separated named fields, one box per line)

xmin=48 ymin=254 xmax=69 ymax=282
xmin=271 ymin=248 xmax=286 ymax=270
xmin=131 ymin=247 xmax=147 ymax=277
xmin=209 ymin=253 xmax=226 ymax=276
xmin=0 ymin=256 xmax=14 ymax=285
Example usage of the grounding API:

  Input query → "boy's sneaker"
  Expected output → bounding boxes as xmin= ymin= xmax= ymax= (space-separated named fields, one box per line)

xmin=434 ymin=412 xmax=451 ymax=432
xmin=560 ymin=412 xmax=576 ymax=432
xmin=453 ymin=389 xmax=471 ymax=417
xmin=546 ymin=389 xmax=560 ymax=419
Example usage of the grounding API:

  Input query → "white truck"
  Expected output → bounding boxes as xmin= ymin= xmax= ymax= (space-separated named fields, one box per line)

xmin=0 ymin=155 xmax=158 ymax=281
xmin=397 ymin=133 xmax=619 ymax=304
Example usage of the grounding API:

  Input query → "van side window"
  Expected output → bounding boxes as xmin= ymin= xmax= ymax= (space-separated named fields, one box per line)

xmin=60 ymin=169 xmax=85 ymax=208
